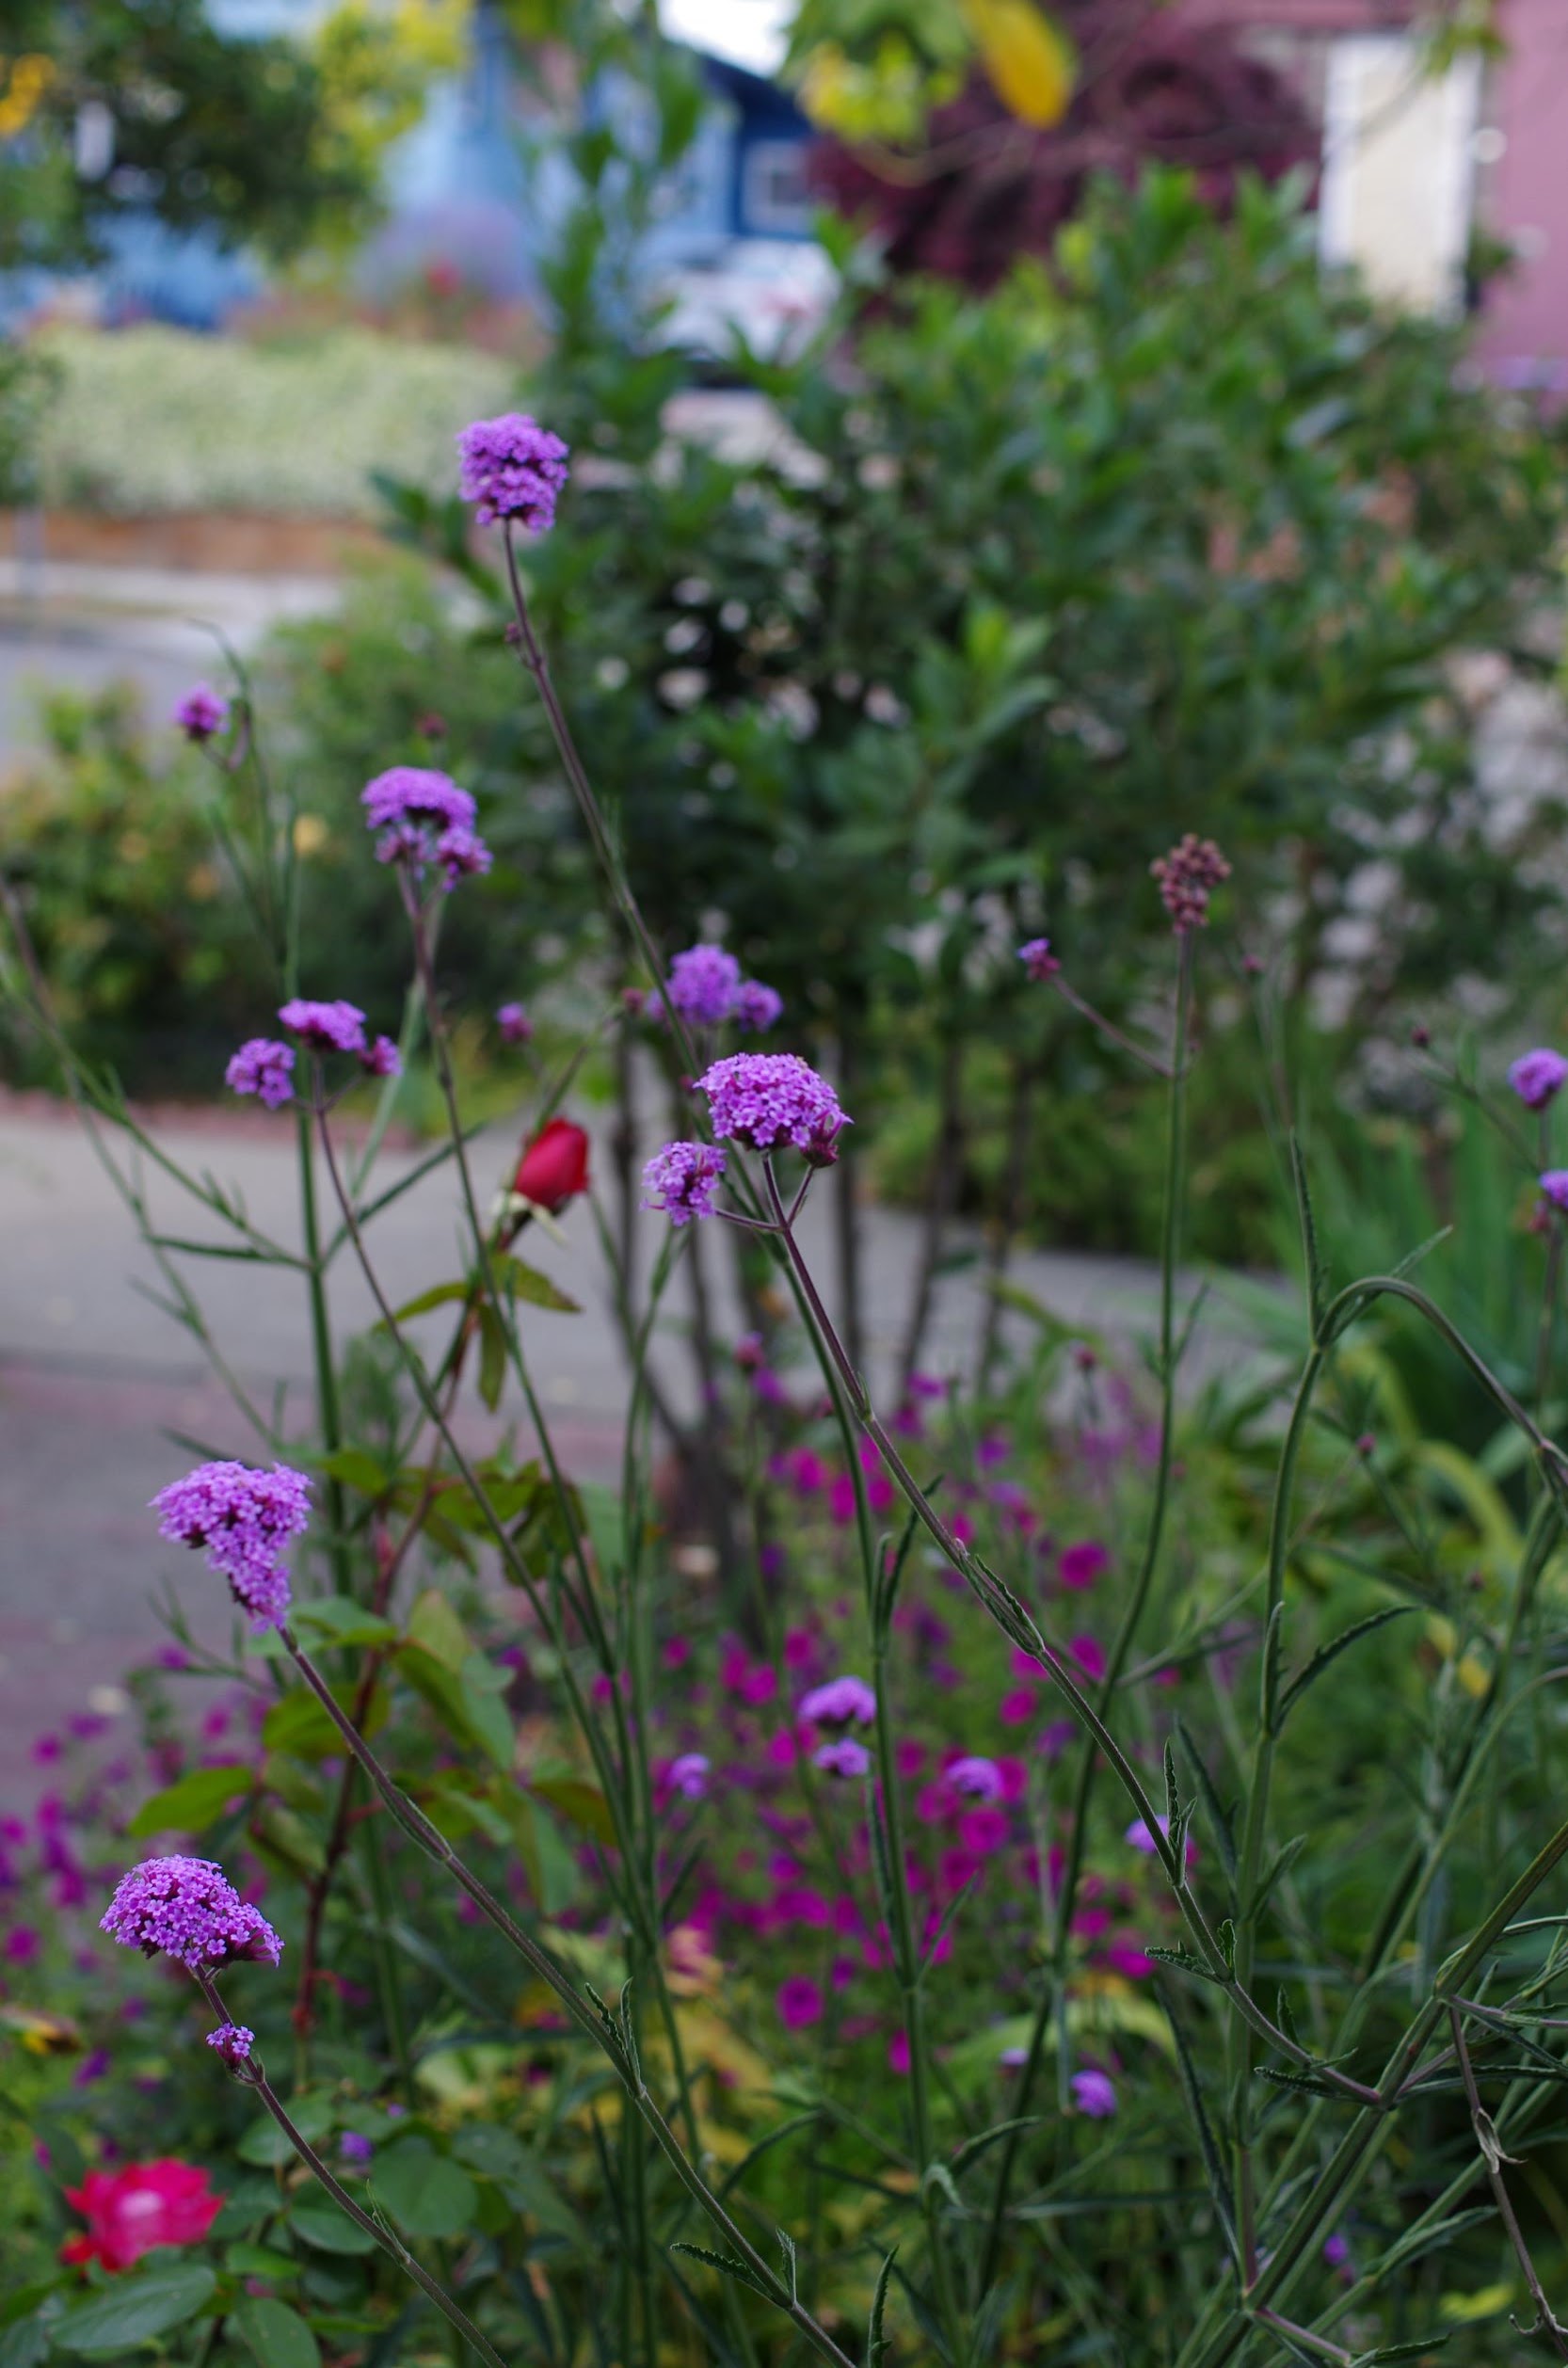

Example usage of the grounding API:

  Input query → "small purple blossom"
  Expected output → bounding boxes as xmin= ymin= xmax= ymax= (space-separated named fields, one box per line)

xmin=1018 ymin=937 xmax=1060 ymax=982
xmin=1125 ymin=1816 xmax=1170 ymax=1855
xmin=733 ymin=979 xmax=783 ymax=1032
xmin=175 ymin=684 xmax=229 ymax=743
xmin=813 ymin=1739 xmax=872 ymax=1779
xmin=360 ymin=1035 xmax=402 ymax=1080
xmin=457 ymin=413 xmax=570 ymax=533
xmin=341 ymin=2132 xmax=374 ymax=2166
xmin=947 ymin=1755 xmax=1003 ymax=1803
xmin=641 ymin=1140 xmax=728 ymax=1225
xmin=1151 ymin=835 xmax=1230 ymax=933
xmin=436 ymin=824 xmax=493 ymax=886
xmin=278 ymin=999 xmax=367 ymax=1057
xmin=800 ymin=1675 xmax=876 ymax=1729
xmin=206 ymin=2023 xmax=254 ymax=2067
xmin=1543 ymin=1171 xmax=1568 ymax=1212
xmin=667 ymin=1753 xmax=711 ymax=1800
xmin=496 ymin=1002 xmax=534 ymax=1046
xmin=1510 ymin=1048 xmax=1568 ymax=1110
xmin=776 ymin=1975 xmax=824 ymax=2030
xmin=224 ymin=1039 xmax=295 ymax=1110
xmin=665 ymin=945 xmax=743 ymax=1026
xmin=697 ymin=1052 xmax=847 ymax=1161
xmin=1071 ymin=2068 xmax=1117 ymax=2119
xmin=152 ymin=1460 xmax=312 ymax=1634
xmin=103 ymin=1856 xmax=282 ymax=1971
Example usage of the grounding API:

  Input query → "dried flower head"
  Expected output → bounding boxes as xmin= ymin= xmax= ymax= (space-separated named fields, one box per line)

xmin=641 ymin=1140 xmax=728 ymax=1226
xmin=225 ymin=1038 xmax=295 ymax=1110
xmin=152 ymin=1460 xmax=312 ymax=1633
xmin=103 ymin=1857 xmax=282 ymax=1971
xmin=1150 ymin=835 xmax=1230 ymax=933
xmin=1510 ymin=1048 xmax=1568 ymax=1111
xmin=697 ymin=1053 xmax=847 ymax=1162
xmin=457 ymin=413 xmax=570 ymax=532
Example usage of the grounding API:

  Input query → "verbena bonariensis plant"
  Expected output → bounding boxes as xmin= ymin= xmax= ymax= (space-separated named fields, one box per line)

xmin=10 ymin=413 xmax=1568 ymax=2367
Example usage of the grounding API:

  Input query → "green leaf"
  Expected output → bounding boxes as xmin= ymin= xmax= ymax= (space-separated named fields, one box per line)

xmin=383 ymin=1278 xmax=471 ymax=1324
xmin=292 ymin=1595 xmax=398 ymax=1648
xmin=1289 ymin=1133 xmax=1328 ymax=1336
xmin=55 ymin=2265 xmax=216 ymax=2354
xmin=495 ymin=1254 xmax=580 ymax=1314
xmin=666 ymin=2243 xmax=773 ymax=2300
xmin=128 ymin=1762 xmax=250 ymax=1837
xmin=452 ymin=2125 xmax=586 ymax=2246
xmin=288 ymin=2199 xmax=380 ymax=2256
xmin=1274 ymin=1608 xmax=1416 ymax=1733
xmin=236 ymin=2296 xmax=321 ymax=2368
xmin=313 ymin=1448 xmax=393 ymax=1498
xmin=237 ymin=2096 xmax=333 ymax=2166
xmin=261 ymin=1682 xmax=386 ymax=1763
xmin=0 ymin=2287 xmax=62 ymax=2338
xmin=531 ymin=1775 xmax=616 ymax=1845
xmin=371 ymin=2140 xmax=479 ymax=2239
xmin=1351 ymin=2342 xmax=1452 ymax=2365
xmin=477 ymin=1301 xmax=507 ymax=1413
xmin=0 ymin=2320 xmax=54 ymax=2368
xmin=864 ymin=2246 xmax=898 ymax=2368
xmin=404 ymin=1588 xmax=470 ymax=1672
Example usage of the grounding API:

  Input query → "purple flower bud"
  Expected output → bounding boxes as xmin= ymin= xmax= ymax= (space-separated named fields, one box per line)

xmin=496 ymin=1002 xmax=534 ymax=1047
xmin=667 ymin=1753 xmax=710 ymax=1800
xmin=456 ymin=413 xmax=569 ymax=533
xmin=225 ymin=1038 xmax=295 ymax=1110
xmin=813 ymin=1739 xmax=872 ymax=1780
xmin=206 ymin=2022 xmax=255 ymax=2067
xmin=1150 ymin=835 xmax=1230 ymax=933
xmin=1070 ymin=2067 xmax=1117 ymax=2118
xmin=1018 ymin=937 xmax=1060 ymax=982
xmin=1543 ymin=1171 xmax=1568 ymax=1212
xmin=360 ymin=1035 xmax=402 ymax=1080
xmin=1510 ymin=1048 xmax=1568 ymax=1111
xmin=641 ymin=1140 xmax=728 ymax=1225
xmin=175 ymin=685 xmax=229 ymax=743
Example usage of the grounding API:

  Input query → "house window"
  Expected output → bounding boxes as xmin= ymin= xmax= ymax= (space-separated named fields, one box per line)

xmin=743 ymin=139 xmax=811 ymax=235
xmin=1318 ymin=35 xmax=1480 ymax=318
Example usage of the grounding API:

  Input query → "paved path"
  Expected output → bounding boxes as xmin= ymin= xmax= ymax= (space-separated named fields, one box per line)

xmin=0 ymin=1091 xmax=1168 ymax=1800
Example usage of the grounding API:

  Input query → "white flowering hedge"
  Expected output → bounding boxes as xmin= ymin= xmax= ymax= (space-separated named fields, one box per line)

xmin=31 ymin=326 xmax=515 ymax=519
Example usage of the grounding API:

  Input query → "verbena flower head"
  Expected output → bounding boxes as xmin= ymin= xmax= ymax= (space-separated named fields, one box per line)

xmin=1018 ymin=937 xmax=1060 ymax=982
xmin=278 ymin=999 xmax=367 ymax=1057
xmin=1542 ymin=1170 xmax=1568 ymax=1211
xmin=175 ymin=684 xmax=229 ymax=743
xmin=1071 ymin=2067 xmax=1117 ymax=2119
xmin=457 ymin=412 xmax=570 ymax=532
xmin=697 ymin=1052 xmax=847 ymax=1162
xmin=948 ymin=1754 xmax=1003 ymax=1802
xmin=1151 ymin=835 xmax=1231 ymax=932
xmin=733 ymin=979 xmax=783 ymax=1032
xmin=103 ymin=1856 xmax=282 ymax=1971
xmin=436 ymin=824 xmax=492 ymax=886
xmin=360 ymin=768 xmax=489 ymax=888
xmin=665 ymin=945 xmax=743 ymax=1026
xmin=667 ymin=1752 xmax=710 ymax=1800
xmin=152 ymin=1460 xmax=312 ymax=1633
xmin=496 ymin=1001 xmax=533 ymax=1046
xmin=225 ymin=1038 xmax=295 ymax=1110
xmin=1510 ymin=1048 xmax=1568 ymax=1110
xmin=813 ymin=1738 xmax=871 ymax=1780
xmin=361 ymin=1034 xmax=402 ymax=1080
xmin=642 ymin=1140 xmax=728 ymax=1226
xmin=800 ymin=1675 xmax=876 ymax=1729
xmin=206 ymin=2023 xmax=254 ymax=2067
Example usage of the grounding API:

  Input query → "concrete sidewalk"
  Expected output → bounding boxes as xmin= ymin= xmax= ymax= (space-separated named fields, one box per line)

xmin=0 ymin=1092 xmax=1168 ymax=1798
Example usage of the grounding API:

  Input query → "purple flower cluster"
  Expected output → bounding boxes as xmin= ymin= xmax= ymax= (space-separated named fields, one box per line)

xmin=947 ymin=1754 xmax=1004 ymax=1803
xmin=1511 ymin=1048 xmax=1568 ymax=1111
xmin=641 ymin=1140 xmax=728 ymax=1226
xmin=653 ymin=945 xmax=783 ymax=1033
xmin=1542 ymin=1171 xmax=1568 ymax=1212
xmin=151 ymin=1460 xmax=312 ymax=1633
xmin=360 ymin=768 xmax=490 ymax=890
xmin=696 ymin=1053 xmax=847 ymax=1161
xmin=1018 ymin=937 xmax=1060 ymax=983
xmin=103 ymin=1856 xmax=282 ymax=1971
xmin=175 ymin=685 xmax=229 ymax=743
xmin=813 ymin=1738 xmax=871 ymax=1780
xmin=496 ymin=1001 xmax=533 ymax=1047
xmin=667 ymin=1753 xmax=711 ymax=1800
xmin=733 ymin=979 xmax=784 ymax=1032
xmin=225 ymin=1038 xmax=296 ymax=1109
xmin=206 ymin=2022 xmax=255 ymax=2067
xmin=800 ymin=1675 xmax=876 ymax=1729
xmin=1151 ymin=835 xmax=1231 ymax=933
xmin=275 ymin=1000 xmax=399 ymax=1080
xmin=456 ymin=412 xmax=570 ymax=533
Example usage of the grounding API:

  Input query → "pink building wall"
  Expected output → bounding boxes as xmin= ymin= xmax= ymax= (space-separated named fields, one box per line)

xmin=1476 ymin=0 xmax=1568 ymax=384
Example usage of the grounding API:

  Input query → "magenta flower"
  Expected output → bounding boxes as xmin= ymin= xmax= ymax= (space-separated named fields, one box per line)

xmin=151 ymin=1460 xmax=312 ymax=1633
xmin=641 ymin=1140 xmax=728 ymax=1226
xmin=278 ymin=999 xmax=367 ymax=1057
xmin=496 ymin=1001 xmax=533 ymax=1046
xmin=696 ymin=1052 xmax=847 ymax=1161
xmin=733 ymin=979 xmax=783 ymax=1032
xmin=776 ymin=1975 xmax=824 ymax=2030
xmin=456 ymin=412 xmax=569 ymax=532
xmin=1542 ymin=1171 xmax=1568 ymax=1211
xmin=436 ymin=824 xmax=492 ymax=885
xmin=1018 ymin=937 xmax=1060 ymax=982
xmin=1151 ymin=835 xmax=1230 ymax=933
xmin=1071 ymin=2067 xmax=1117 ymax=2119
xmin=103 ymin=1856 xmax=282 ymax=1971
xmin=1059 ymin=1540 xmax=1110 ymax=1591
xmin=1512 ymin=1049 xmax=1568 ymax=1109
xmin=175 ymin=684 xmax=229 ymax=743
xmin=667 ymin=1753 xmax=711 ymax=1801
xmin=1125 ymin=1816 xmax=1168 ymax=1855
xmin=813 ymin=1739 xmax=871 ymax=1780
xmin=1070 ymin=1636 xmax=1107 ymax=1684
xmin=799 ymin=1675 xmax=875 ymax=1728
xmin=360 ymin=1035 xmax=402 ymax=1080
xmin=206 ymin=2023 xmax=254 ymax=2067
xmin=224 ymin=1038 xmax=295 ymax=1109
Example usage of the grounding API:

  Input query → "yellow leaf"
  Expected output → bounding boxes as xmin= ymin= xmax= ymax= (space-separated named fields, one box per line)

xmin=0 ymin=2004 xmax=81 ymax=2055
xmin=964 ymin=0 xmax=1074 ymax=128
xmin=1441 ymin=2279 xmax=1515 ymax=2322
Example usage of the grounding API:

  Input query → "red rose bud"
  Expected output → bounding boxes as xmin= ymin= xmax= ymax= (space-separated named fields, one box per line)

xmin=514 ymin=1117 xmax=590 ymax=1214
